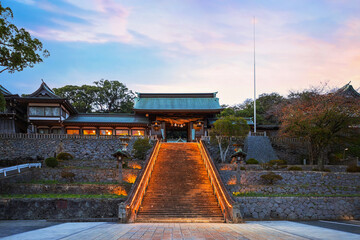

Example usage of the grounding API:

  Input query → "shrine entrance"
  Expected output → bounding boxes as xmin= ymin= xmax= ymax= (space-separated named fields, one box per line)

xmin=165 ymin=122 xmax=188 ymax=142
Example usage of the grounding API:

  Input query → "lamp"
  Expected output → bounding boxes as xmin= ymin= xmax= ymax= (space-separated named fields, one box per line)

xmin=152 ymin=121 xmax=160 ymax=131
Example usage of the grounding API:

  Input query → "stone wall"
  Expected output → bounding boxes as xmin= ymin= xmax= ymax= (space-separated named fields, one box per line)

xmin=236 ymin=197 xmax=360 ymax=220
xmin=0 ymin=137 xmax=138 ymax=161
xmin=0 ymin=198 xmax=124 ymax=220
xmin=221 ymin=170 xmax=360 ymax=186
xmin=218 ymin=164 xmax=348 ymax=172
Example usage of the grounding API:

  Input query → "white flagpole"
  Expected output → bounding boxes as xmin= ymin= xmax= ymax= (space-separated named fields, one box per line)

xmin=253 ymin=16 xmax=257 ymax=133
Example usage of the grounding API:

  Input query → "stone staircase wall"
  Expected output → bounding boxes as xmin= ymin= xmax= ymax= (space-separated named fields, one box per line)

xmin=244 ymin=136 xmax=278 ymax=163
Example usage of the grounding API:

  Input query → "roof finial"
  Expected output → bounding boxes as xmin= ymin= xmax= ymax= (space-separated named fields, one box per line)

xmin=41 ymin=79 xmax=44 ymax=83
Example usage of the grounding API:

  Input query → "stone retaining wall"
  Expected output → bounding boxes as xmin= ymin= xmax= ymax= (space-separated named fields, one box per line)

xmin=0 ymin=198 xmax=124 ymax=220
xmin=1 ymin=183 xmax=131 ymax=195
xmin=236 ymin=197 xmax=360 ymax=220
xmin=0 ymin=138 xmax=137 ymax=161
xmin=218 ymin=164 xmax=348 ymax=172
xmin=221 ymin=170 xmax=360 ymax=187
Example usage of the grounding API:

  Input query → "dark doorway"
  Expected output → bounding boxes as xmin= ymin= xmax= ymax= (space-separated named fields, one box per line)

xmin=165 ymin=123 xmax=188 ymax=142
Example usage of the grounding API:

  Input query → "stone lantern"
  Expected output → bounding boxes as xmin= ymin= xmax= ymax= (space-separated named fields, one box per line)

xmin=230 ymin=149 xmax=247 ymax=185
xmin=112 ymin=148 xmax=130 ymax=184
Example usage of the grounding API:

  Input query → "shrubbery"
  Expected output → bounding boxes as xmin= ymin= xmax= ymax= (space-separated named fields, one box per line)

xmin=56 ymin=152 xmax=73 ymax=161
xmin=268 ymin=159 xmax=287 ymax=165
xmin=346 ymin=164 xmax=360 ymax=173
xmin=45 ymin=157 xmax=58 ymax=168
xmin=133 ymin=138 xmax=152 ymax=160
xmin=246 ymin=158 xmax=259 ymax=164
xmin=288 ymin=166 xmax=303 ymax=171
xmin=61 ymin=171 xmax=75 ymax=182
xmin=260 ymin=172 xmax=283 ymax=185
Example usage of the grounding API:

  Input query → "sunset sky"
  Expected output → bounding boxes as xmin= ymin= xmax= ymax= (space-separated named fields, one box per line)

xmin=1 ymin=0 xmax=360 ymax=105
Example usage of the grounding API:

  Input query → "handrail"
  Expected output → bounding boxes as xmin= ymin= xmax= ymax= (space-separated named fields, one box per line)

xmin=198 ymin=140 xmax=243 ymax=223
xmin=0 ymin=163 xmax=41 ymax=177
xmin=118 ymin=140 xmax=161 ymax=223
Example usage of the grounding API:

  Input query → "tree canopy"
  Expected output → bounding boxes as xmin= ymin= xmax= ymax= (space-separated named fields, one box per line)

xmin=53 ymin=80 xmax=135 ymax=113
xmin=211 ymin=116 xmax=250 ymax=163
xmin=276 ymin=90 xmax=360 ymax=169
xmin=0 ymin=3 xmax=49 ymax=74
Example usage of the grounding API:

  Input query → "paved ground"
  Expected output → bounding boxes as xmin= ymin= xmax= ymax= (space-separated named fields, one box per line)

xmin=0 ymin=220 xmax=359 ymax=240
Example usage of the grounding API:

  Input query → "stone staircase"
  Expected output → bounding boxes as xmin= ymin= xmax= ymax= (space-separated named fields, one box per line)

xmin=136 ymin=143 xmax=224 ymax=223
xmin=244 ymin=136 xmax=278 ymax=163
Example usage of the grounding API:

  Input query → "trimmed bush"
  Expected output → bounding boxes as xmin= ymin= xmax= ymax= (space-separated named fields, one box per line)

xmin=45 ymin=157 xmax=58 ymax=168
xmin=288 ymin=166 xmax=303 ymax=171
xmin=346 ymin=164 xmax=360 ymax=173
xmin=323 ymin=168 xmax=331 ymax=172
xmin=268 ymin=159 xmax=287 ymax=166
xmin=61 ymin=171 xmax=75 ymax=182
xmin=56 ymin=152 xmax=74 ymax=161
xmin=240 ymin=166 xmax=246 ymax=170
xmin=246 ymin=158 xmax=259 ymax=164
xmin=260 ymin=172 xmax=283 ymax=185
xmin=133 ymin=138 xmax=152 ymax=160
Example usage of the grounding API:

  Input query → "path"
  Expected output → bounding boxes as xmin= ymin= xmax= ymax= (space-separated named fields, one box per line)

xmin=1 ymin=221 xmax=359 ymax=240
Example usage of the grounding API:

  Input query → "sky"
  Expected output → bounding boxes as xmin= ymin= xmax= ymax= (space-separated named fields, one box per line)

xmin=1 ymin=0 xmax=360 ymax=105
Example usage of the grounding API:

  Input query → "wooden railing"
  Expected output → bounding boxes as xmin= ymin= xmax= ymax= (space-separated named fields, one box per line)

xmin=198 ymin=140 xmax=243 ymax=223
xmin=0 ymin=133 xmax=146 ymax=140
xmin=118 ymin=140 xmax=161 ymax=223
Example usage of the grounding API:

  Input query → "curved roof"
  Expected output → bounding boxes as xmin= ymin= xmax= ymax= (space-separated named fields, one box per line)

xmin=134 ymin=93 xmax=222 ymax=111
xmin=336 ymin=82 xmax=360 ymax=99
xmin=64 ymin=113 xmax=149 ymax=125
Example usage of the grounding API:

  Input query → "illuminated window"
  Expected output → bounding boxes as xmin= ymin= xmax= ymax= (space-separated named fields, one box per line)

xmin=116 ymin=129 xmax=129 ymax=136
xmin=131 ymin=129 xmax=145 ymax=136
xmin=66 ymin=129 xmax=79 ymax=135
xmin=38 ymin=128 xmax=49 ymax=134
xmin=100 ymin=129 xmax=113 ymax=135
xmin=83 ymin=129 xmax=96 ymax=135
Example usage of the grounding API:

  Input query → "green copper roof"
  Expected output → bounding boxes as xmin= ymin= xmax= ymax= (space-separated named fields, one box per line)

xmin=337 ymin=82 xmax=360 ymax=98
xmin=64 ymin=114 xmax=149 ymax=124
xmin=134 ymin=93 xmax=221 ymax=111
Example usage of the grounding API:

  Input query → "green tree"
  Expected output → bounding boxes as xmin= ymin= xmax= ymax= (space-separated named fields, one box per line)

xmin=0 ymin=3 xmax=49 ymax=74
xmin=0 ymin=90 xmax=5 ymax=112
xmin=53 ymin=85 xmax=98 ymax=113
xmin=54 ymin=80 xmax=135 ymax=113
xmin=210 ymin=116 xmax=250 ymax=163
xmin=93 ymin=79 xmax=135 ymax=113
xmin=277 ymin=91 xmax=359 ymax=170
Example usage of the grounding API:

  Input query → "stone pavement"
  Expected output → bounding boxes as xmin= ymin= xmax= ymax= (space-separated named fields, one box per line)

xmin=1 ymin=221 xmax=359 ymax=240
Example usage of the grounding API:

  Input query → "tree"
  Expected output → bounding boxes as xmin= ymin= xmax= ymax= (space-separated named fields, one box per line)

xmin=0 ymin=3 xmax=49 ymax=74
xmin=53 ymin=85 xmax=98 ymax=113
xmin=219 ymin=93 xmax=284 ymax=124
xmin=53 ymin=80 xmax=135 ymax=113
xmin=0 ymin=91 xmax=5 ymax=112
xmin=277 ymin=91 xmax=359 ymax=170
xmin=93 ymin=79 xmax=135 ymax=113
xmin=210 ymin=116 xmax=250 ymax=163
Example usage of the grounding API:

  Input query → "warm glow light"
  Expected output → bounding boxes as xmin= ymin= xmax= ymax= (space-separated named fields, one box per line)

xmin=111 ymin=186 xmax=128 ymax=196
xmin=124 ymin=174 xmax=137 ymax=183
xmin=83 ymin=129 xmax=96 ymax=135
xmin=227 ymin=176 xmax=236 ymax=185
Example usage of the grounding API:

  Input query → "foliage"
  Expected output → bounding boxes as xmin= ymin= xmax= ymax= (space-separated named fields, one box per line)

xmin=210 ymin=116 xmax=249 ymax=163
xmin=260 ymin=172 xmax=283 ymax=185
xmin=288 ymin=166 xmax=303 ymax=171
xmin=220 ymin=93 xmax=285 ymax=124
xmin=240 ymin=166 xmax=246 ymax=170
xmin=277 ymin=87 xmax=360 ymax=170
xmin=0 ymin=92 xmax=5 ymax=112
xmin=323 ymin=168 xmax=331 ymax=172
xmin=61 ymin=171 xmax=75 ymax=182
xmin=0 ymin=3 xmax=49 ymax=74
xmin=268 ymin=159 xmax=287 ymax=165
xmin=53 ymin=80 xmax=135 ymax=113
xmin=232 ymin=192 xmax=360 ymax=197
xmin=246 ymin=158 xmax=259 ymax=164
xmin=133 ymin=138 xmax=152 ymax=160
xmin=0 ymin=194 xmax=125 ymax=199
xmin=45 ymin=157 xmax=58 ymax=168
xmin=346 ymin=164 xmax=360 ymax=173
xmin=56 ymin=152 xmax=74 ymax=161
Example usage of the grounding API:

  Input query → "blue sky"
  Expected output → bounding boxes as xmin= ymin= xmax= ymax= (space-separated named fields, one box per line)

xmin=1 ymin=0 xmax=360 ymax=105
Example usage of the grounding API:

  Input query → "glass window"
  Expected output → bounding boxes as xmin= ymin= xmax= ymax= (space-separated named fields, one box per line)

xmin=116 ymin=129 xmax=129 ymax=136
xmin=45 ymin=107 xmax=60 ymax=116
xmin=83 ymin=129 xmax=96 ymax=135
xmin=38 ymin=128 xmax=49 ymax=134
xmin=52 ymin=128 xmax=62 ymax=134
xmin=29 ymin=107 xmax=44 ymax=116
xmin=67 ymin=129 xmax=79 ymax=135
xmin=100 ymin=129 xmax=113 ymax=135
xmin=132 ymin=129 xmax=145 ymax=136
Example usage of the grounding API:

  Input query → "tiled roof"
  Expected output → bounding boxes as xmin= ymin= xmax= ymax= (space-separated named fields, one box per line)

xmin=336 ymin=82 xmax=360 ymax=98
xmin=64 ymin=113 xmax=149 ymax=124
xmin=134 ymin=93 xmax=222 ymax=111
xmin=0 ymin=85 xmax=12 ymax=95
xmin=28 ymin=81 xmax=60 ymax=99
